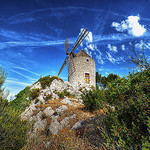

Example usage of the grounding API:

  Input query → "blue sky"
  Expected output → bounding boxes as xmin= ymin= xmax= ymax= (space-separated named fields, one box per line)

xmin=0 ymin=0 xmax=150 ymax=98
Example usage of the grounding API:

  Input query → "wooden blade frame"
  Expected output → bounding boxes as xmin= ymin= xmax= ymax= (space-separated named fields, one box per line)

xmin=64 ymin=38 xmax=70 ymax=54
xmin=58 ymin=56 xmax=68 ymax=76
xmin=71 ymin=27 xmax=89 ymax=54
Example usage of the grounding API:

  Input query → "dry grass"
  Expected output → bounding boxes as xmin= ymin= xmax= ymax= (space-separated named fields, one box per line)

xmin=24 ymin=98 xmax=107 ymax=150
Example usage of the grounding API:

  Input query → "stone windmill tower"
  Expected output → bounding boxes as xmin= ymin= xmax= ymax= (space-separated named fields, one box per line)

xmin=58 ymin=28 xmax=96 ymax=87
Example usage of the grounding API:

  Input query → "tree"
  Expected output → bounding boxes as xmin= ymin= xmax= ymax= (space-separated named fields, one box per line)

xmin=126 ymin=42 xmax=150 ymax=70
xmin=0 ymin=67 xmax=29 ymax=149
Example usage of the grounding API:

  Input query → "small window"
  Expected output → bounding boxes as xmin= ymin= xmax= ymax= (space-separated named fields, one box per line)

xmin=85 ymin=73 xmax=90 ymax=84
xmin=86 ymin=58 xmax=89 ymax=63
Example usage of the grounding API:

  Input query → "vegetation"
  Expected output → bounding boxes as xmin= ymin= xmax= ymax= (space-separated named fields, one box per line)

xmin=30 ymin=88 xmax=40 ymax=100
xmin=10 ymin=86 xmax=31 ymax=112
xmin=96 ymin=72 xmax=120 ymax=88
xmin=38 ymin=75 xmax=63 ymax=89
xmin=56 ymin=90 xmax=75 ymax=99
xmin=82 ymin=90 xmax=103 ymax=112
xmin=84 ymin=69 xmax=150 ymax=149
xmin=0 ymin=67 xmax=29 ymax=150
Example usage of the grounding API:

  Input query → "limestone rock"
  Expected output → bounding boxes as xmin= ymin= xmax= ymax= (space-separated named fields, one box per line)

xmin=56 ymin=105 xmax=68 ymax=115
xmin=61 ymin=97 xmax=73 ymax=105
xmin=48 ymin=117 xmax=62 ymax=134
xmin=60 ymin=117 xmax=70 ymax=127
xmin=30 ymin=82 xmax=42 ymax=90
xmin=43 ymin=107 xmax=54 ymax=117
xmin=34 ymin=119 xmax=47 ymax=132
xmin=71 ymin=120 xmax=86 ymax=130
xmin=37 ymin=95 xmax=45 ymax=103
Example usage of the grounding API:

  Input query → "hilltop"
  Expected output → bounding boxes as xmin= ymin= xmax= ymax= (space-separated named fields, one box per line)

xmin=11 ymin=76 xmax=105 ymax=149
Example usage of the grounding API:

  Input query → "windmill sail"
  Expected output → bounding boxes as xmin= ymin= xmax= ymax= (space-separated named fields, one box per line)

xmin=71 ymin=28 xmax=89 ymax=54
xmin=58 ymin=27 xmax=89 ymax=77
xmin=58 ymin=56 xmax=68 ymax=76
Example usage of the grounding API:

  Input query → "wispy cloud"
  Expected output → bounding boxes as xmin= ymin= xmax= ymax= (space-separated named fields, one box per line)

xmin=10 ymin=69 xmax=37 ymax=81
xmin=4 ymin=7 xmax=126 ymax=25
xmin=13 ymin=66 xmax=40 ymax=76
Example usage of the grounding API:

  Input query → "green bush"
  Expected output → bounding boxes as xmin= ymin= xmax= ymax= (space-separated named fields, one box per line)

xmin=38 ymin=75 xmax=63 ymax=89
xmin=0 ymin=99 xmax=30 ymax=150
xmin=0 ymin=67 xmax=29 ymax=150
xmin=30 ymin=88 xmax=40 ymax=100
xmin=102 ymin=69 xmax=150 ymax=149
xmin=57 ymin=90 xmax=75 ymax=99
xmin=10 ymin=86 xmax=31 ymax=112
xmin=82 ymin=90 xmax=103 ymax=112
xmin=45 ymin=94 xmax=52 ymax=101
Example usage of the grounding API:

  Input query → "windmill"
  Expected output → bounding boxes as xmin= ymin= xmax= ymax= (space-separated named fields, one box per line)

xmin=58 ymin=28 xmax=89 ymax=78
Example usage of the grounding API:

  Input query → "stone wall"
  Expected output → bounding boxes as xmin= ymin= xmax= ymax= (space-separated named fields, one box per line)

xmin=68 ymin=55 xmax=96 ymax=87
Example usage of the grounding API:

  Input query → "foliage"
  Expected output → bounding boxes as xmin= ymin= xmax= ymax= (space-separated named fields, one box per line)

xmin=96 ymin=72 xmax=120 ymax=88
xmin=82 ymin=90 xmax=104 ymax=112
xmin=0 ymin=67 xmax=29 ymax=150
xmin=10 ymin=86 xmax=31 ymax=112
xmin=30 ymin=88 xmax=40 ymax=100
xmin=102 ymin=69 xmax=150 ymax=149
xmin=45 ymin=94 xmax=52 ymax=101
xmin=57 ymin=90 xmax=75 ymax=99
xmin=0 ymin=67 xmax=8 ymax=100
xmin=0 ymin=99 xmax=30 ymax=150
xmin=38 ymin=75 xmax=63 ymax=89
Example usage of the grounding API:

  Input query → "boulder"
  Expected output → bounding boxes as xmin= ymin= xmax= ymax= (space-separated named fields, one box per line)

xmin=43 ymin=107 xmax=54 ymax=117
xmin=34 ymin=119 xmax=47 ymax=132
xmin=56 ymin=105 xmax=68 ymax=115
xmin=61 ymin=97 xmax=73 ymax=105
xmin=48 ymin=117 xmax=62 ymax=134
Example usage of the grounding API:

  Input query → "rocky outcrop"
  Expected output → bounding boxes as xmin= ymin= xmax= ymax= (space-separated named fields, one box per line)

xmin=21 ymin=78 xmax=94 ymax=136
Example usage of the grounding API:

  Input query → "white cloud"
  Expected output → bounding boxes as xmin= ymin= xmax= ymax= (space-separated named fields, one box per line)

xmin=106 ymin=52 xmax=116 ymax=63
xmin=95 ymin=51 xmax=104 ymax=64
xmin=98 ymin=68 xmax=103 ymax=71
xmin=85 ymin=31 xmax=93 ymax=43
xmin=121 ymin=44 xmax=125 ymax=50
xmin=135 ymin=40 xmax=150 ymax=50
xmin=112 ymin=16 xmax=146 ymax=36
xmin=107 ymin=44 xmax=118 ymax=52
xmin=87 ymin=44 xmax=95 ymax=51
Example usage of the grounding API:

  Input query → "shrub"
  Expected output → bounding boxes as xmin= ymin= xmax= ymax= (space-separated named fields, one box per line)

xmin=38 ymin=75 xmax=63 ymax=89
xmin=10 ymin=86 xmax=31 ymax=112
xmin=82 ymin=90 xmax=103 ymax=112
xmin=45 ymin=94 xmax=52 ymax=101
xmin=102 ymin=69 xmax=150 ymax=149
xmin=57 ymin=90 xmax=75 ymax=99
xmin=0 ymin=99 xmax=30 ymax=150
xmin=30 ymin=88 xmax=40 ymax=99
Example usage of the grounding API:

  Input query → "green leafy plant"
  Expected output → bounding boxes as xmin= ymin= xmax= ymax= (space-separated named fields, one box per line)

xmin=101 ymin=69 xmax=150 ymax=149
xmin=0 ymin=67 xmax=30 ymax=150
xmin=30 ymin=88 xmax=40 ymax=100
xmin=10 ymin=86 xmax=31 ymax=112
xmin=57 ymin=90 xmax=75 ymax=99
xmin=82 ymin=90 xmax=103 ymax=112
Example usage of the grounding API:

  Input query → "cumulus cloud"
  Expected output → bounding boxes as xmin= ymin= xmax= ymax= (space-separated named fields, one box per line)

xmin=112 ymin=16 xmax=146 ymax=36
xmin=107 ymin=44 xmax=118 ymax=52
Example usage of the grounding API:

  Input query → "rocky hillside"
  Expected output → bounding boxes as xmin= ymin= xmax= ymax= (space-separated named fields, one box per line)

xmin=19 ymin=76 xmax=104 ymax=149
